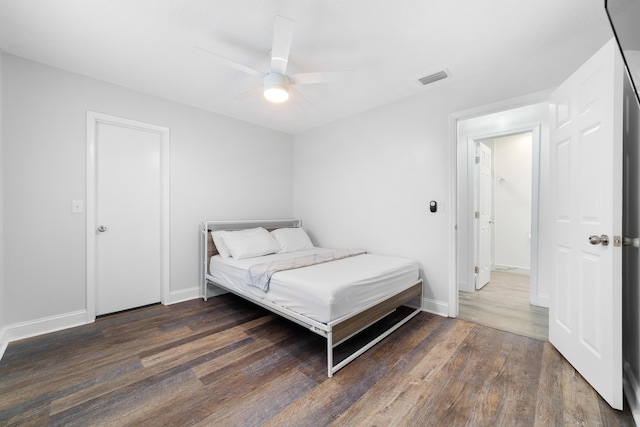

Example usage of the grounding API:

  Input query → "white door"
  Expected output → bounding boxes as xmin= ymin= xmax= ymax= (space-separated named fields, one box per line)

xmin=549 ymin=39 xmax=623 ymax=409
xmin=88 ymin=114 xmax=169 ymax=316
xmin=476 ymin=142 xmax=492 ymax=289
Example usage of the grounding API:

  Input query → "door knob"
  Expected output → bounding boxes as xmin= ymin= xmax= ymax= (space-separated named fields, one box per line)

xmin=623 ymin=237 xmax=640 ymax=248
xmin=98 ymin=225 xmax=107 ymax=232
xmin=588 ymin=234 xmax=609 ymax=246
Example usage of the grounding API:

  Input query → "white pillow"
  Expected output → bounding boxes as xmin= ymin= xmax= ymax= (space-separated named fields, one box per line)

xmin=211 ymin=231 xmax=231 ymax=258
xmin=222 ymin=227 xmax=279 ymax=259
xmin=271 ymin=227 xmax=314 ymax=253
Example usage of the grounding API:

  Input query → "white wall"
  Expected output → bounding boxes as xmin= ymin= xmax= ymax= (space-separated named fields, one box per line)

xmin=0 ymin=15 xmax=612 ymax=341
xmin=293 ymin=64 xmax=562 ymax=315
xmin=0 ymin=50 xmax=5 ymax=350
xmin=1 ymin=54 xmax=292 ymax=334
xmin=493 ymin=133 xmax=532 ymax=270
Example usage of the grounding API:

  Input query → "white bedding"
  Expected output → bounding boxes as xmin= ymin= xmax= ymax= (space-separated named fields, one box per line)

xmin=208 ymin=248 xmax=420 ymax=324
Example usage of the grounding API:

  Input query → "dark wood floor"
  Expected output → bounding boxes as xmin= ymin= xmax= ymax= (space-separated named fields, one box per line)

xmin=0 ymin=295 xmax=634 ymax=426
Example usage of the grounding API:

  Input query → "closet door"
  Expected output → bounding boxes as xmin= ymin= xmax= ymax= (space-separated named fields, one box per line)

xmin=87 ymin=113 xmax=170 ymax=316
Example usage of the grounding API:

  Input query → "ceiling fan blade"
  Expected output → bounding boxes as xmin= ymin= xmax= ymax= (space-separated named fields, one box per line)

xmin=233 ymin=84 xmax=263 ymax=101
xmin=270 ymin=16 xmax=294 ymax=75
xmin=290 ymin=87 xmax=312 ymax=107
xmin=289 ymin=70 xmax=354 ymax=85
xmin=195 ymin=45 xmax=264 ymax=78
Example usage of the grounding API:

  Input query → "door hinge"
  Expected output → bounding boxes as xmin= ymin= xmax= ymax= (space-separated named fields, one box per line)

xmin=475 ymin=156 xmax=480 ymax=164
xmin=475 ymin=211 xmax=480 ymax=219
xmin=474 ymin=266 xmax=479 ymax=274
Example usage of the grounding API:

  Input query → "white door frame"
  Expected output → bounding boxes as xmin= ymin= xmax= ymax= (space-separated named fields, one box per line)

xmin=448 ymin=91 xmax=550 ymax=317
xmin=86 ymin=111 xmax=170 ymax=321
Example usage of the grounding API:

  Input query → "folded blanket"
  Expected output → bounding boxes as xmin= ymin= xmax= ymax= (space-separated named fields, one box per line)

xmin=245 ymin=249 xmax=366 ymax=291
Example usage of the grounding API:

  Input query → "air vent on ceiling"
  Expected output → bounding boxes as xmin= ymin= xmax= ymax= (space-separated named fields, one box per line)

xmin=418 ymin=70 xmax=448 ymax=86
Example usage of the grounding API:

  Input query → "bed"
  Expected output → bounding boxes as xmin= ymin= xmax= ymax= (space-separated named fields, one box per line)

xmin=200 ymin=219 xmax=423 ymax=377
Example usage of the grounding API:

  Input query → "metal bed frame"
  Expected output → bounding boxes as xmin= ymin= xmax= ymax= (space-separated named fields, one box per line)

xmin=200 ymin=219 xmax=423 ymax=377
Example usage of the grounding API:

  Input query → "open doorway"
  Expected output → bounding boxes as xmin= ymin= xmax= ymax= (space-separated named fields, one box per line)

xmin=454 ymin=102 xmax=549 ymax=340
xmin=460 ymin=131 xmax=548 ymax=340
xmin=479 ymin=132 xmax=533 ymax=282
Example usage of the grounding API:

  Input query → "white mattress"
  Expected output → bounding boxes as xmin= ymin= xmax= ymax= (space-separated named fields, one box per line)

xmin=208 ymin=248 xmax=420 ymax=324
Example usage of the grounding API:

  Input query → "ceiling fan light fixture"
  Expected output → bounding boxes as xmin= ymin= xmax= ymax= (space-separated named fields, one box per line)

xmin=264 ymin=72 xmax=290 ymax=103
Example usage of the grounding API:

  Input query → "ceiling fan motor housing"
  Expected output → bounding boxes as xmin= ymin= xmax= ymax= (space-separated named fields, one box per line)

xmin=264 ymin=72 xmax=290 ymax=102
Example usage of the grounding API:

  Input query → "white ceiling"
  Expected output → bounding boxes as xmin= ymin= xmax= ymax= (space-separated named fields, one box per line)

xmin=0 ymin=0 xmax=613 ymax=134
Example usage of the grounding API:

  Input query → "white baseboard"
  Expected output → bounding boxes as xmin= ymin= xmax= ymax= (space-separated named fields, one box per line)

xmin=166 ymin=287 xmax=200 ymax=305
xmin=2 ymin=309 xmax=91 ymax=353
xmin=624 ymin=361 xmax=640 ymax=426
xmin=458 ymin=280 xmax=474 ymax=293
xmin=493 ymin=265 xmax=530 ymax=275
xmin=422 ymin=297 xmax=449 ymax=317
xmin=0 ymin=327 xmax=7 ymax=361
xmin=0 ymin=288 xmax=204 ymax=362
xmin=531 ymin=294 xmax=550 ymax=308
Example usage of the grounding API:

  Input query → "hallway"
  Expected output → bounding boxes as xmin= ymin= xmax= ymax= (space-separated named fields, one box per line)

xmin=458 ymin=270 xmax=548 ymax=341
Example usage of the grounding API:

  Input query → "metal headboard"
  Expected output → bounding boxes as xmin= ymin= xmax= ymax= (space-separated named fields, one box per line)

xmin=200 ymin=218 xmax=302 ymax=299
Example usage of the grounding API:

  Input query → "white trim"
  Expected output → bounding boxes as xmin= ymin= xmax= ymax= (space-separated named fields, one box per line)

xmin=166 ymin=287 xmax=201 ymax=305
xmin=86 ymin=111 xmax=171 ymax=320
xmin=0 ymin=328 xmax=7 ymax=361
xmin=448 ymin=113 xmax=458 ymax=317
xmin=452 ymin=89 xmax=553 ymax=123
xmin=493 ymin=265 xmax=531 ymax=275
xmin=2 ymin=310 xmax=90 ymax=344
xmin=624 ymin=361 xmax=640 ymax=426
xmin=423 ymin=297 xmax=449 ymax=317
xmin=530 ymin=125 xmax=543 ymax=306
xmin=449 ymin=90 xmax=552 ymax=318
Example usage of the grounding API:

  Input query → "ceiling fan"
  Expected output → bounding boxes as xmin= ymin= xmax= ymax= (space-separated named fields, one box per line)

xmin=196 ymin=15 xmax=352 ymax=104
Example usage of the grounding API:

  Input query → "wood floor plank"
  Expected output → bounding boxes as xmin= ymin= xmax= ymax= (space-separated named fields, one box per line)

xmin=49 ymin=336 xmax=256 ymax=416
xmin=0 ymin=295 xmax=634 ymax=426
xmin=405 ymin=319 xmax=476 ymax=380
xmin=139 ymin=315 xmax=273 ymax=368
xmin=458 ymin=270 xmax=549 ymax=341
xmin=328 ymin=369 xmax=431 ymax=427
xmin=476 ymin=333 xmax=543 ymax=426
xmin=50 ymin=364 xmax=203 ymax=426
xmin=534 ymin=343 xmax=565 ymax=426
xmin=369 ymin=311 xmax=444 ymax=368
xmin=263 ymin=357 xmax=390 ymax=427
xmin=194 ymin=369 xmax=317 ymax=427
xmin=418 ymin=376 xmax=485 ymax=426
xmin=191 ymin=337 xmax=275 ymax=379
xmin=562 ymin=355 xmax=605 ymax=426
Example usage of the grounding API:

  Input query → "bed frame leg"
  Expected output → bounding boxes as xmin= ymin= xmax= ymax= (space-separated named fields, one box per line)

xmin=327 ymin=331 xmax=334 ymax=378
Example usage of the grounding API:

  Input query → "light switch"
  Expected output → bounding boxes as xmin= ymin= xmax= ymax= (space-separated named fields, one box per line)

xmin=72 ymin=200 xmax=84 ymax=214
